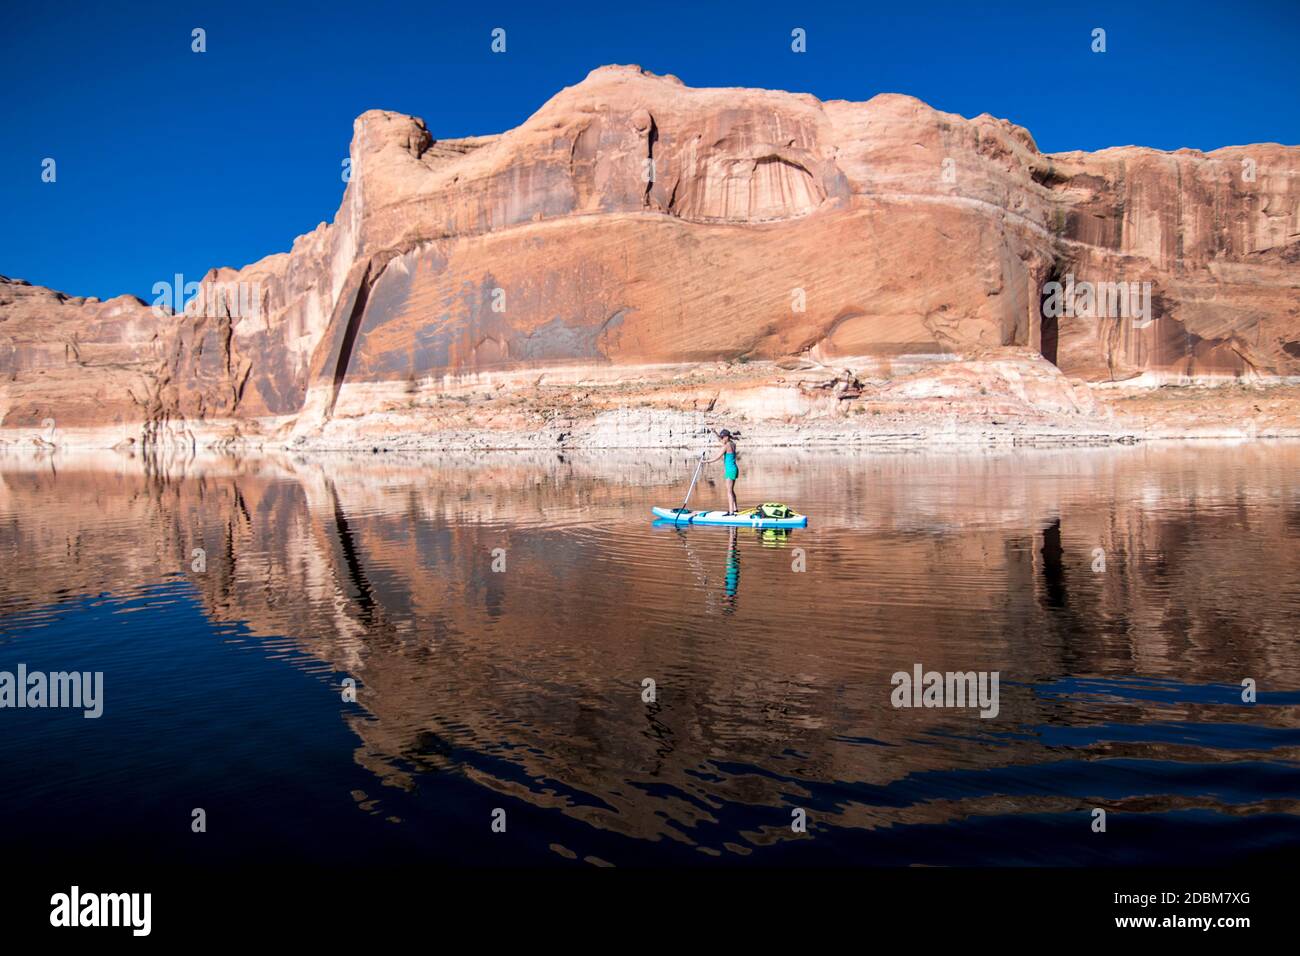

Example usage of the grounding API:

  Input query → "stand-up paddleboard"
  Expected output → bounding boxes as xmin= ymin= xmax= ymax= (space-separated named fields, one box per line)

xmin=651 ymin=506 xmax=808 ymax=529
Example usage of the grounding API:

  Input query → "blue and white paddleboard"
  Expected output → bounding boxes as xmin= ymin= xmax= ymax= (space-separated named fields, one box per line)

xmin=651 ymin=506 xmax=808 ymax=528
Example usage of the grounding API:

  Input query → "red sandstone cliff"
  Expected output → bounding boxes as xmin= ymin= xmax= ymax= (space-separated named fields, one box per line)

xmin=2 ymin=66 xmax=1297 ymax=448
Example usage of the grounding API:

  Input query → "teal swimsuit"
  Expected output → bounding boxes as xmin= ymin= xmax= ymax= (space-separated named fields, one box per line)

xmin=723 ymin=450 xmax=738 ymax=481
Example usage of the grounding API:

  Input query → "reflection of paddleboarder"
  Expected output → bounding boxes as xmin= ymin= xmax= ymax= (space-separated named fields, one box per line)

xmin=664 ymin=523 xmax=742 ymax=615
xmin=704 ymin=429 xmax=739 ymax=513
xmin=723 ymin=527 xmax=740 ymax=614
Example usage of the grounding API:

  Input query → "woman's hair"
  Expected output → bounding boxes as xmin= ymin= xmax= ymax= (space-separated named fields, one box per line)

xmin=717 ymin=428 xmax=735 ymax=440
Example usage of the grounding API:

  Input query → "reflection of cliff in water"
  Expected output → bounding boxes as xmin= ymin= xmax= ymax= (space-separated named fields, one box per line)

xmin=2 ymin=444 xmax=1299 ymax=850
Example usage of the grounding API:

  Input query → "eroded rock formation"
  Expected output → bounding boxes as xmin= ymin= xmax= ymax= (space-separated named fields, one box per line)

xmin=2 ymin=65 xmax=1297 ymax=446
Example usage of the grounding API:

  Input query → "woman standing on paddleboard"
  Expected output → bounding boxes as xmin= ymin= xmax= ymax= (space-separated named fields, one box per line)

xmin=705 ymin=429 xmax=740 ymax=513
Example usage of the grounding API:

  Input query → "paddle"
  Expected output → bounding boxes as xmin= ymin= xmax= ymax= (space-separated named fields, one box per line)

xmin=674 ymin=451 xmax=708 ymax=524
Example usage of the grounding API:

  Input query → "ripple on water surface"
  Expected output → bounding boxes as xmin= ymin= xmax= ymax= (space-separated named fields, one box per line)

xmin=0 ymin=443 xmax=1298 ymax=864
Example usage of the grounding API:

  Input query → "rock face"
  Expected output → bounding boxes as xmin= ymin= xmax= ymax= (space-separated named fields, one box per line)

xmin=2 ymin=65 xmax=1298 ymax=446
xmin=1045 ymin=144 xmax=1300 ymax=381
xmin=0 ymin=278 xmax=164 ymax=433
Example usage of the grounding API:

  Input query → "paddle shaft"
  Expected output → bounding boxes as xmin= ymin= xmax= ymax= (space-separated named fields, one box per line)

xmin=675 ymin=452 xmax=708 ymax=522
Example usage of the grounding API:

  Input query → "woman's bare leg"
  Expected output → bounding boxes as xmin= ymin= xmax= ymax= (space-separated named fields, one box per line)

xmin=726 ymin=479 xmax=738 ymax=513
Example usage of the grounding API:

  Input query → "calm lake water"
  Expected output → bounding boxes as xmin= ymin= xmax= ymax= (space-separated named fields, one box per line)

xmin=2 ymin=443 xmax=1299 ymax=866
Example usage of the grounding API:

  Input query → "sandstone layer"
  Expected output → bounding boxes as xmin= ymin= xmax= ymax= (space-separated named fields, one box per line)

xmin=2 ymin=66 xmax=1298 ymax=449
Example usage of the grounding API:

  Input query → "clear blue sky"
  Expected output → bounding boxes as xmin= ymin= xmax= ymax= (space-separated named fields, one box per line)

xmin=2 ymin=0 xmax=1296 ymax=301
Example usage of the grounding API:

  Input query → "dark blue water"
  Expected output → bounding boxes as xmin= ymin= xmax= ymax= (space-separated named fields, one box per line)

xmin=2 ymin=443 xmax=1298 ymax=865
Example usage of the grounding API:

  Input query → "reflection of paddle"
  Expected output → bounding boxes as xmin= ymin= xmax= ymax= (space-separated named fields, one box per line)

xmin=667 ymin=524 xmax=720 ymax=614
xmin=673 ymin=451 xmax=708 ymax=524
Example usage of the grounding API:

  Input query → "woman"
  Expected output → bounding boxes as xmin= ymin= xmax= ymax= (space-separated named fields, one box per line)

xmin=705 ymin=429 xmax=740 ymax=513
